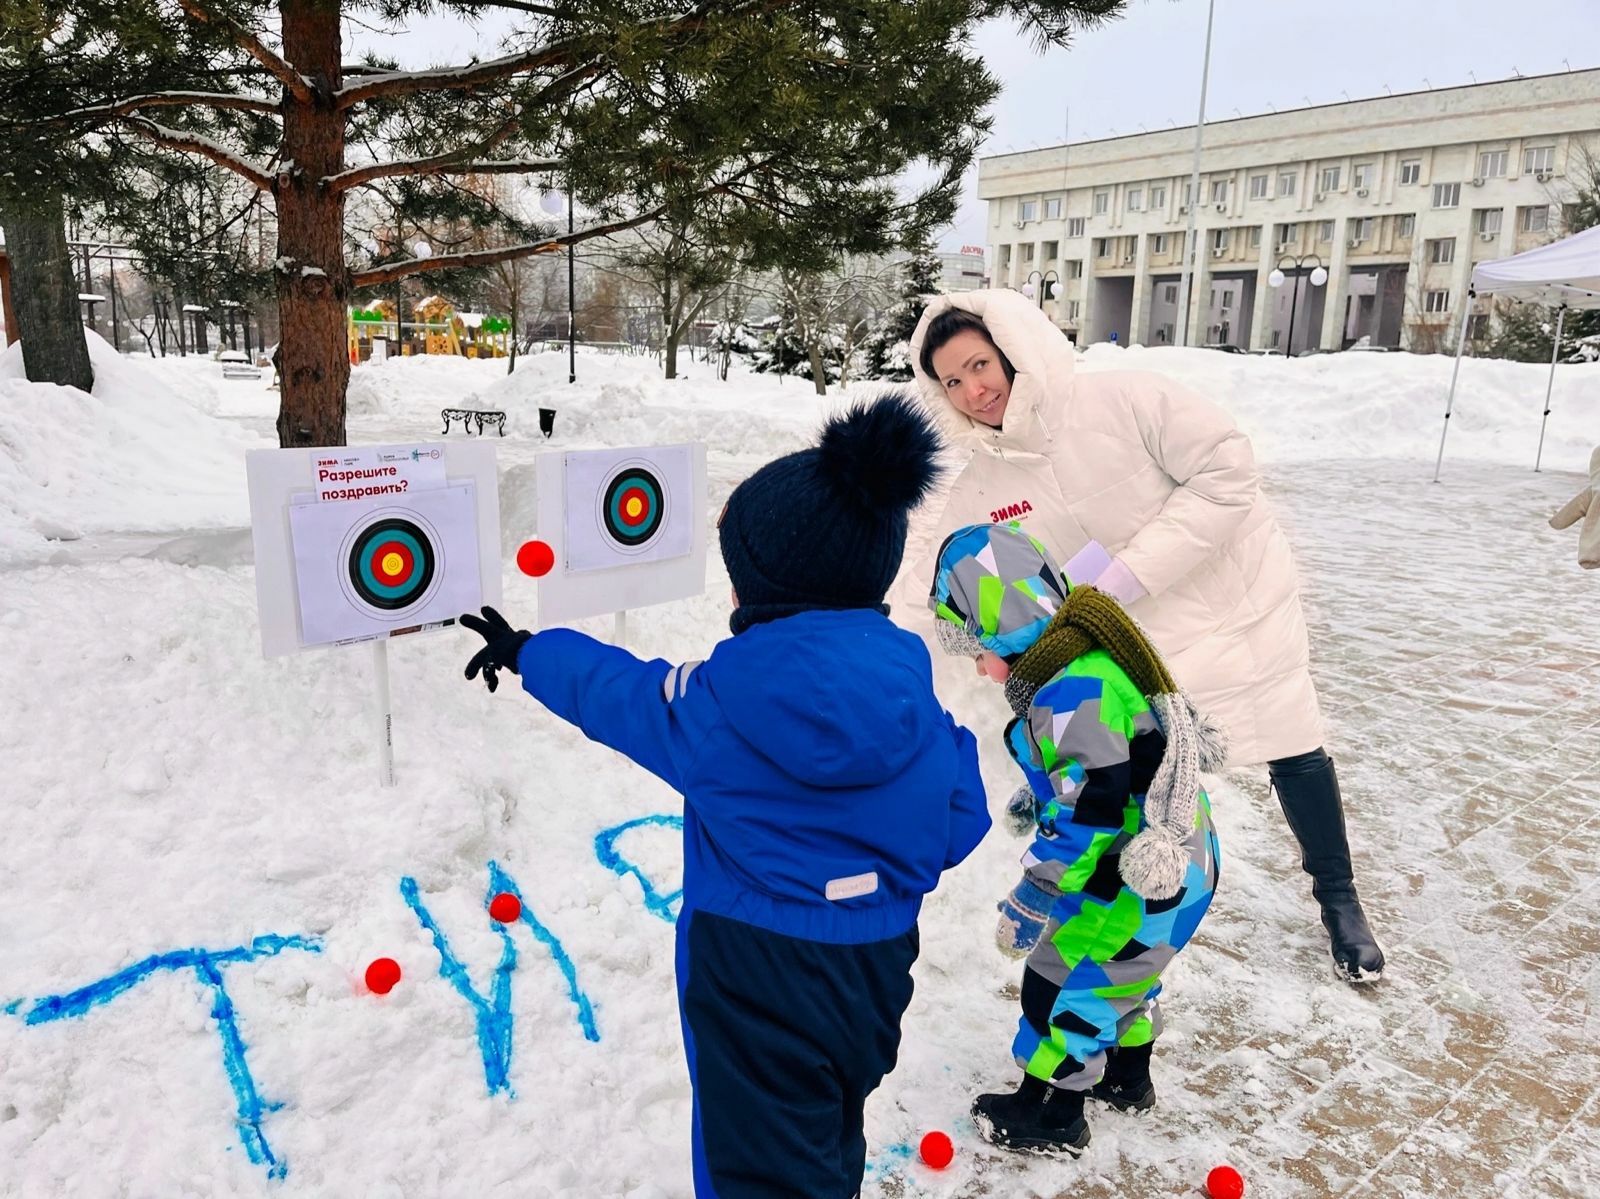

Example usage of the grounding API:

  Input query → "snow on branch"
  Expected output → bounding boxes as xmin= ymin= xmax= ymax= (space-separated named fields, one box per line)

xmin=52 ymin=91 xmax=279 ymax=124
xmin=350 ymin=205 xmax=670 ymax=288
xmin=328 ymin=156 xmax=562 ymax=193
xmin=178 ymin=0 xmax=316 ymax=106
xmin=122 ymin=117 xmax=275 ymax=191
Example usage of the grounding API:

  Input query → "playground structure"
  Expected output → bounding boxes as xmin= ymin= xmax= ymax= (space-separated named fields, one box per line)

xmin=348 ymin=295 xmax=511 ymax=363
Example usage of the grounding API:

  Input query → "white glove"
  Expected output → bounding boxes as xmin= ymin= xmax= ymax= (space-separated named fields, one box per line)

xmin=1550 ymin=447 xmax=1600 ymax=570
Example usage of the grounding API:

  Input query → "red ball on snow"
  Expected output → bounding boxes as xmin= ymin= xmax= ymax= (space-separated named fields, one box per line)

xmin=364 ymin=957 xmax=402 ymax=995
xmin=516 ymin=540 xmax=555 ymax=577
xmin=919 ymin=1130 xmax=954 ymax=1170
xmin=488 ymin=892 xmax=522 ymax=923
xmin=1207 ymin=1164 xmax=1245 ymax=1199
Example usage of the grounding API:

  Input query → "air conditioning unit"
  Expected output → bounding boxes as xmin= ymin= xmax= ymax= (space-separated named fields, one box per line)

xmin=1355 ymin=187 xmax=1370 ymax=197
xmin=1347 ymin=238 xmax=1363 ymax=249
xmin=1013 ymin=219 xmax=1026 ymax=229
xmin=1536 ymin=170 xmax=1553 ymax=182
xmin=1470 ymin=177 xmax=1485 ymax=187
xmin=1214 ymin=202 xmax=1227 ymax=213
xmin=1479 ymin=231 xmax=1497 ymax=241
xmin=1179 ymin=204 xmax=1190 ymax=214
xmin=1315 ymin=192 xmax=1327 ymax=202
xmin=1211 ymin=246 xmax=1226 ymax=258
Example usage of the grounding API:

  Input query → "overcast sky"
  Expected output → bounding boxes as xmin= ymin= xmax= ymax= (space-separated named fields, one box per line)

xmin=351 ymin=1 xmax=1600 ymax=251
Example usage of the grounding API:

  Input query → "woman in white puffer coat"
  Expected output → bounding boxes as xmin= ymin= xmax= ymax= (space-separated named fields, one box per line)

xmin=889 ymin=288 xmax=1383 ymax=983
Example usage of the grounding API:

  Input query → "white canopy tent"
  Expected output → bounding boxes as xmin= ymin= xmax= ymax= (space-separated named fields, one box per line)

xmin=1433 ymin=224 xmax=1600 ymax=481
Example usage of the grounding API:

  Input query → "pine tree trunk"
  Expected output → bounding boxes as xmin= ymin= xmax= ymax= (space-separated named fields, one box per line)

xmin=0 ymin=193 xmax=94 ymax=391
xmin=275 ymin=0 xmax=349 ymax=448
xmin=807 ymin=344 xmax=828 ymax=395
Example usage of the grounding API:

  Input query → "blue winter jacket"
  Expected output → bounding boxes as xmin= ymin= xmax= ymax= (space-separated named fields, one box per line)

xmin=518 ymin=609 xmax=991 ymax=944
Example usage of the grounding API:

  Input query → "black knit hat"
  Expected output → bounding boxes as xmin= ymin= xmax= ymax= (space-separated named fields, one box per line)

xmin=719 ymin=393 xmax=943 ymax=634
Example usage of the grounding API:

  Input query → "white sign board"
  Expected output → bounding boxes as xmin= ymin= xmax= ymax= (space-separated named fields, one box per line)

xmin=247 ymin=441 xmax=501 ymax=657
xmin=535 ymin=442 xmax=707 ymax=626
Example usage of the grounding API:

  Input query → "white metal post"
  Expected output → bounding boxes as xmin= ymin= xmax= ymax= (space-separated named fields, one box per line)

xmin=1174 ymin=0 xmax=1216 ymax=348
xmin=372 ymin=638 xmax=396 ymax=788
xmin=1432 ymin=297 xmax=1477 ymax=482
xmin=1535 ymin=305 xmax=1566 ymax=472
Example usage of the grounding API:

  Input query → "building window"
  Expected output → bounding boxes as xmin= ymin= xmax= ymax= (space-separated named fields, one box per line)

xmin=1425 ymin=290 xmax=1451 ymax=314
xmin=1220 ymin=287 xmax=1236 ymax=310
xmin=1153 ymin=233 xmax=1169 ymax=254
xmin=1067 ymin=260 xmax=1084 ymax=278
xmin=1157 ymin=322 xmax=1175 ymax=343
xmin=1400 ymin=159 xmax=1422 ymax=186
xmin=1210 ymin=179 xmax=1228 ymax=204
xmin=1524 ymin=145 xmax=1555 ymax=176
xmin=1021 ymin=243 xmax=1035 ymax=263
xmin=1068 ymin=300 xmax=1081 ymax=320
xmin=1277 ymin=222 xmax=1299 ymax=246
xmin=1467 ymin=313 xmax=1491 ymax=340
xmin=1428 ymin=238 xmax=1456 ymax=264
xmin=1397 ymin=213 xmax=1416 ymax=238
xmin=1351 ymin=217 xmax=1374 ymax=243
xmin=1093 ymin=191 xmax=1109 ymax=215
xmin=1250 ymin=174 xmax=1270 ymax=199
xmin=1043 ymin=240 xmax=1059 ymax=261
xmin=1249 ymin=226 xmax=1262 ymax=248
xmin=1476 ymin=209 xmax=1502 ymax=235
xmin=1127 ymin=187 xmax=1143 ymax=211
xmin=1318 ymin=220 xmax=1335 ymax=242
xmin=1183 ymin=182 xmax=1194 ymax=206
xmin=1319 ymin=165 xmax=1341 ymax=193
xmin=1432 ymin=183 xmax=1461 ymax=209
xmin=1020 ymin=200 xmax=1038 ymax=222
xmin=1151 ymin=185 xmax=1167 ymax=209
xmin=1163 ymin=284 xmax=1179 ymax=304
xmin=1352 ymin=163 xmax=1373 ymax=190
xmin=1212 ymin=228 xmax=1230 ymax=252
xmin=1521 ymin=205 xmax=1550 ymax=233
xmin=1278 ymin=172 xmax=1297 ymax=197
xmin=1095 ymin=238 xmax=1110 ymax=257
xmin=1477 ymin=150 xmax=1508 ymax=179
xmin=1068 ymin=217 xmax=1086 ymax=238
xmin=999 ymin=245 xmax=1012 ymax=267
xmin=1044 ymin=197 xmax=1062 ymax=220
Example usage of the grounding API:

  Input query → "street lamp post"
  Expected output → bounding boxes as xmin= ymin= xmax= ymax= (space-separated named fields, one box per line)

xmin=1268 ymin=254 xmax=1329 ymax=358
xmin=1020 ymin=269 xmax=1061 ymax=310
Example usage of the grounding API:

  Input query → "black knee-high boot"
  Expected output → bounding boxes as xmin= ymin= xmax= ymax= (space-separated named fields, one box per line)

xmin=1270 ymin=749 xmax=1385 ymax=983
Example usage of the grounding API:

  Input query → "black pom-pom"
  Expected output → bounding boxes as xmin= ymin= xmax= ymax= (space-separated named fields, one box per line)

xmin=816 ymin=392 xmax=944 ymax=513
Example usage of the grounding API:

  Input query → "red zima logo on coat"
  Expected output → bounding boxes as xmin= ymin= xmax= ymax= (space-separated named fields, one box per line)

xmin=990 ymin=499 xmax=1034 ymax=523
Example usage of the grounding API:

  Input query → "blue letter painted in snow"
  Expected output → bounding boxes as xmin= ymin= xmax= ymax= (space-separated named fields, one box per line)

xmin=399 ymin=861 xmax=599 ymax=1097
xmin=7 ymin=933 xmax=320 ymax=1180
xmin=594 ymin=814 xmax=684 ymax=924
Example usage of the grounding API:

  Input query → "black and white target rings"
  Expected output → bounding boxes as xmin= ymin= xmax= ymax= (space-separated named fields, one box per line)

xmin=341 ymin=513 xmax=442 ymax=614
xmin=598 ymin=463 xmax=667 ymax=552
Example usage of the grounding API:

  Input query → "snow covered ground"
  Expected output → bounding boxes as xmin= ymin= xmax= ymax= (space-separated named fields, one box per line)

xmin=1 ymin=335 xmax=1597 ymax=1198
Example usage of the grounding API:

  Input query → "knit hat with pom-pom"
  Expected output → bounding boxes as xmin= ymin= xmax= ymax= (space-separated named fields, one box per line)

xmin=719 ymin=392 xmax=943 ymax=635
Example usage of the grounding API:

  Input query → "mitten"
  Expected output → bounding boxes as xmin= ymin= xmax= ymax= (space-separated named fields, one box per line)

xmin=1550 ymin=446 xmax=1600 ymax=570
xmin=1094 ymin=557 xmax=1149 ymax=606
xmin=461 ymin=606 xmax=532 ymax=693
xmin=1004 ymin=786 xmax=1038 ymax=837
xmin=995 ymin=875 xmax=1058 ymax=958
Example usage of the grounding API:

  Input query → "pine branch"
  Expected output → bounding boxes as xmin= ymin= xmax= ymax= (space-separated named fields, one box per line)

xmin=52 ymin=91 xmax=280 ymax=125
xmin=330 ymin=155 xmax=561 ymax=192
xmin=351 ymin=205 xmax=670 ymax=288
xmin=177 ymin=0 xmax=316 ymax=106
xmin=325 ymin=101 xmax=535 ymax=192
xmin=122 ymin=116 xmax=275 ymax=192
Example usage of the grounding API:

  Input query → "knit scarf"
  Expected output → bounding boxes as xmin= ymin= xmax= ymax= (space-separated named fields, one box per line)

xmin=1005 ymin=585 xmax=1228 ymax=901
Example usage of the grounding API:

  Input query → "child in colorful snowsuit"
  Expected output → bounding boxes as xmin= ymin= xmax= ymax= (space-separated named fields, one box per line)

xmin=462 ymin=396 xmax=992 ymax=1199
xmin=929 ymin=522 xmax=1222 ymax=1156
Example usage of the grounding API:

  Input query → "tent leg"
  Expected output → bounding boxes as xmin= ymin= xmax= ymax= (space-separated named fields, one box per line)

xmin=1535 ymin=306 xmax=1566 ymax=473
xmin=1432 ymin=298 xmax=1476 ymax=483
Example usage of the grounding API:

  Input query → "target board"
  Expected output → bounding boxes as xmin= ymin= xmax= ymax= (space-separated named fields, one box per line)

xmin=564 ymin=446 xmax=693 ymax=574
xmin=534 ymin=443 xmax=706 ymax=626
xmin=247 ymin=443 xmax=500 ymax=657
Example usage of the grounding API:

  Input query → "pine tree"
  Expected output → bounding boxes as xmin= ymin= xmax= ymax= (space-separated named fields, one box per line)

xmin=5 ymin=0 xmax=1128 ymax=446
xmin=861 ymin=245 xmax=943 ymax=381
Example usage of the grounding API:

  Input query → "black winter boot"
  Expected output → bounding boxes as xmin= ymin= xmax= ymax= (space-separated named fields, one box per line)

xmin=971 ymin=1073 xmax=1090 ymax=1156
xmin=1271 ymin=750 xmax=1385 ymax=984
xmin=1089 ymin=1043 xmax=1156 ymax=1112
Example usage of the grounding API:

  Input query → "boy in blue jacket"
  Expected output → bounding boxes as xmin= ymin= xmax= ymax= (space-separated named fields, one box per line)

xmin=462 ymin=396 xmax=991 ymax=1199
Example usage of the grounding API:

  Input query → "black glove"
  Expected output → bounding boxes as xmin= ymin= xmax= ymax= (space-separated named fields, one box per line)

xmin=461 ymin=606 xmax=532 ymax=693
